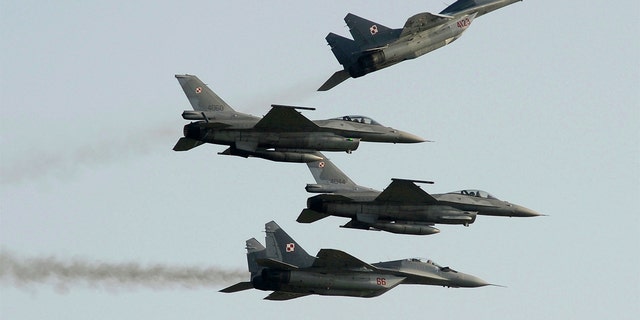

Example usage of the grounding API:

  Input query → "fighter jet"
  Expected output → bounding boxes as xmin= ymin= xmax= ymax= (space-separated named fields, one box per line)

xmin=220 ymin=221 xmax=491 ymax=300
xmin=318 ymin=0 xmax=522 ymax=90
xmin=173 ymin=74 xmax=425 ymax=162
xmin=298 ymin=153 xmax=542 ymax=235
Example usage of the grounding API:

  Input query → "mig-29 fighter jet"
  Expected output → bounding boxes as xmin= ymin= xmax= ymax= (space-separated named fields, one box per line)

xmin=298 ymin=153 xmax=542 ymax=235
xmin=319 ymin=0 xmax=522 ymax=90
xmin=173 ymin=74 xmax=425 ymax=162
xmin=220 ymin=221 xmax=491 ymax=300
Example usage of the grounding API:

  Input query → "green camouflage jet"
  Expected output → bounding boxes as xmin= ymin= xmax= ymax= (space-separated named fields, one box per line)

xmin=173 ymin=74 xmax=425 ymax=162
xmin=319 ymin=0 xmax=522 ymax=90
xmin=220 ymin=221 xmax=492 ymax=300
xmin=298 ymin=153 xmax=543 ymax=235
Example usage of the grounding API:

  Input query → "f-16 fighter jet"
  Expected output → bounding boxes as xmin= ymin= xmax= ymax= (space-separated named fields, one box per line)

xmin=220 ymin=221 xmax=491 ymax=300
xmin=298 ymin=153 xmax=542 ymax=235
xmin=319 ymin=0 xmax=522 ymax=90
xmin=173 ymin=74 xmax=425 ymax=162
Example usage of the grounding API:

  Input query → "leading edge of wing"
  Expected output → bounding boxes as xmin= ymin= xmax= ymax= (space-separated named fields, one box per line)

xmin=312 ymin=249 xmax=378 ymax=271
xmin=374 ymin=179 xmax=438 ymax=203
xmin=253 ymin=105 xmax=319 ymax=132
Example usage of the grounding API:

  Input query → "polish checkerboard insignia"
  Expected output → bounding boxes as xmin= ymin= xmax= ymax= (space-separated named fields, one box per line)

xmin=285 ymin=243 xmax=295 ymax=252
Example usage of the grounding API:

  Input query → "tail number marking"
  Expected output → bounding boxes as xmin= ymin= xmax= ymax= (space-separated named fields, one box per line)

xmin=376 ymin=277 xmax=387 ymax=286
xmin=457 ymin=18 xmax=471 ymax=29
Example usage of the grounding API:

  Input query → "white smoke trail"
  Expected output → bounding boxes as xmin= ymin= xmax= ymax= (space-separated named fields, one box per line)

xmin=0 ymin=79 xmax=325 ymax=186
xmin=0 ymin=251 xmax=246 ymax=292
xmin=0 ymin=124 xmax=177 ymax=186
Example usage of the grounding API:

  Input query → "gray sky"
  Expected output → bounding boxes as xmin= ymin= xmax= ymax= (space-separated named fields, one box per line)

xmin=1 ymin=1 xmax=638 ymax=319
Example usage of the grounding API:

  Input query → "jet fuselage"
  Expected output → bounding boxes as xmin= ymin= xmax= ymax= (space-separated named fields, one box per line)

xmin=349 ymin=13 xmax=476 ymax=78
xmin=184 ymin=123 xmax=361 ymax=152
xmin=307 ymin=195 xmax=477 ymax=226
xmin=182 ymin=116 xmax=423 ymax=154
xmin=304 ymin=188 xmax=541 ymax=234
xmin=251 ymin=269 xmax=403 ymax=298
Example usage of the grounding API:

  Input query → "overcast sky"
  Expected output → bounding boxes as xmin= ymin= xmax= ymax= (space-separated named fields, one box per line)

xmin=1 ymin=1 xmax=638 ymax=319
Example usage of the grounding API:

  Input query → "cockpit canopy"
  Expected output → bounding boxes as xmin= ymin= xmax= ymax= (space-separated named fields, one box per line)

xmin=449 ymin=189 xmax=498 ymax=200
xmin=331 ymin=115 xmax=381 ymax=125
xmin=408 ymin=258 xmax=457 ymax=272
xmin=409 ymin=258 xmax=441 ymax=267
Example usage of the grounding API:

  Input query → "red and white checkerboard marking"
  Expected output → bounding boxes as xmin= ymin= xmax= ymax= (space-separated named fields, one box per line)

xmin=370 ymin=25 xmax=378 ymax=35
xmin=285 ymin=243 xmax=295 ymax=252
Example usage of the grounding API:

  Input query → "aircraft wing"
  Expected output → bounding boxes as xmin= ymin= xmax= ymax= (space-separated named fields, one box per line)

xmin=312 ymin=249 xmax=378 ymax=272
xmin=253 ymin=105 xmax=319 ymax=132
xmin=374 ymin=179 xmax=438 ymax=203
xmin=399 ymin=12 xmax=452 ymax=38
xmin=264 ymin=291 xmax=311 ymax=301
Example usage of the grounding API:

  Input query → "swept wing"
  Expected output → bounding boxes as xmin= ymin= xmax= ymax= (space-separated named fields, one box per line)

xmin=253 ymin=105 xmax=319 ymax=132
xmin=375 ymin=179 xmax=438 ymax=203
xmin=312 ymin=249 xmax=378 ymax=271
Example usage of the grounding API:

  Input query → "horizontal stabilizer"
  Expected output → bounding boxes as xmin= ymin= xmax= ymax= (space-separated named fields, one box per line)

xmin=255 ymin=258 xmax=299 ymax=271
xmin=312 ymin=249 xmax=378 ymax=271
xmin=297 ymin=209 xmax=330 ymax=223
xmin=264 ymin=291 xmax=311 ymax=301
xmin=173 ymin=137 xmax=204 ymax=151
xmin=318 ymin=70 xmax=351 ymax=91
xmin=219 ymin=281 xmax=253 ymax=293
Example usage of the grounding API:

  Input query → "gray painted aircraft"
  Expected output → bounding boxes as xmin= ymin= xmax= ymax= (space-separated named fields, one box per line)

xmin=173 ymin=74 xmax=425 ymax=162
xmin=319 ymin=0 xmax=522 ymax=90
xmin=298 ymin=153 xmax=542 ymax=235
xmin=220 ymin=221 xmax=491 ymax=300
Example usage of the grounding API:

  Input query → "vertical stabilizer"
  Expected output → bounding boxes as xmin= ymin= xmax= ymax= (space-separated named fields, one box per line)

xmin=306 ymin=152 xmax=358 ymax=189
xmin=344 ymin=13 xmax=401 ymax=49
xmin=326 ymin=33 xmax=359 ymax=67
xmin=264 ymin=221 xmax=315 ymax=268
xmin=246 ymin=238 xmax=267 ymax=274
xmin=174 ymin=74 xmax=236 ymax=113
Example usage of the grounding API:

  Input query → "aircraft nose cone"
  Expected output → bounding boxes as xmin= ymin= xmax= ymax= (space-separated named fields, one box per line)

xmin=514 ymin=205 xmax=545 ymax=217
xmin=458 ymin=274 xmax=490 ymax=288
xmin=396 ymin=131 xmax=428 ymax=143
